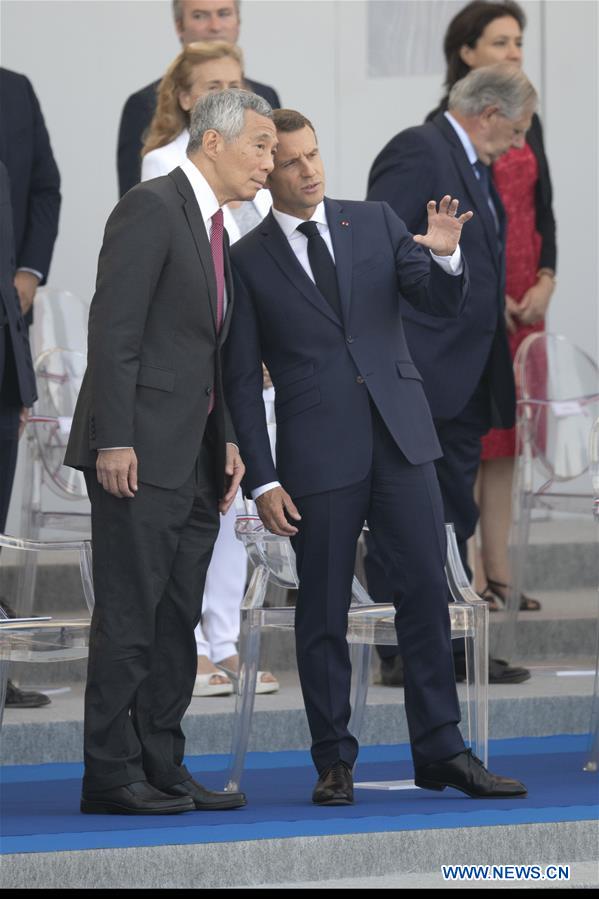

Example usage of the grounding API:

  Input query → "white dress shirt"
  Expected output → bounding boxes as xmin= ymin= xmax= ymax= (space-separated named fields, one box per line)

xmin=444 ymin=111 xmax=499 ymax=229
xmin=444 ymin=112 xmax=478 ymax=165
xmin=252 ymin=200 xmax=464 ymax=500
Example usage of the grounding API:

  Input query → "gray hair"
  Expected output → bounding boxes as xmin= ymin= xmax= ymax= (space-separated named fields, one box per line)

xmin=187 ymin=88 xmax=272 ymax=154
xmin=172 ymin=1 xmax=241 ymax=25
xmin=449 ymin=63 xmax=537 ymax=120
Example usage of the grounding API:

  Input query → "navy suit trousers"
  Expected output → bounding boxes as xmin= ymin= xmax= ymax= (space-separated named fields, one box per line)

xmin=290 ymin=403 xmax=465 ymax=774
xmin=0 ymin=324 xmax=21 ymax=532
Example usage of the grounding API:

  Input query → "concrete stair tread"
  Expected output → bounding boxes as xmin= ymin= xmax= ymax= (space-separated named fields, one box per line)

xmin=243 ymin=861 xmax=599 ymax=889
xmin=6 ymin=660 xmax=597 ymax=727
xmin=1 ymin=823 xmax=596 ymax=889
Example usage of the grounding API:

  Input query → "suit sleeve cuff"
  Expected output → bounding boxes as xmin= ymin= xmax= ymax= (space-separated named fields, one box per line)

xmin=251 ymin=481 xmax=281 ymax=501
xmin=429 ymin=245 xmax=462 ymax=275
xmin=17 ymin=267 xmax=43 ymax=282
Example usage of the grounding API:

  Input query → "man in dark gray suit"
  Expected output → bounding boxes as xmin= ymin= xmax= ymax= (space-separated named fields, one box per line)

xmin=66 ymin=89 xmax=277 ymax=815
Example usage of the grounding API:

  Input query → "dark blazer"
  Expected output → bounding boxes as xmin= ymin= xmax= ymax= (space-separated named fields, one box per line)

xmin=0 ymin=162 xmax=37 ymax=407
xmin=224 ymin=198 xmax=468 ymax=499
xmin=367 ymin=112 xmax=515 ymax=426
xmin=117 ymin=76 xmax=281 ymax=197
xmin=427 ymin=103 xmax=556 ymax=271
xmin=0 ymin=68 xmax=61 ymax=283
xmin=65 ymin=167 xmax=236 ymax=491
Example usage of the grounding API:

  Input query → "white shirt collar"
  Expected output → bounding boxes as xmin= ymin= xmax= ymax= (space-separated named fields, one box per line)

xmin=179 ymin=156 xmax=221 ymax=232
xmin=444 ymin=111 xmax=479 ymax=166
xmin=271 ymin=200 xmax=328 ymax=240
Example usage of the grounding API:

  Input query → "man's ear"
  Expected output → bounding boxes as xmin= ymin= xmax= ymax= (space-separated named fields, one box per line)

xmin=480 ymin=105 xmax=499 ymax=126
xmin=202 ymin=129 xmax=222 ymax=160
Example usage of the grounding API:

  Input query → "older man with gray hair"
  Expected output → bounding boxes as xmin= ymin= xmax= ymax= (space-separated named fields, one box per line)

xmin=366 ymin=64 xmax=537 ymax=684
xmin=117 ymin=0 xmax=281 ymax=196
xmin=66 ymin=89 xmax=277 ymax=815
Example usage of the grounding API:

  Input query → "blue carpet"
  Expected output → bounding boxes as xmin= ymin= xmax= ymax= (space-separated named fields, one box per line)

xmin=1 ymin=735 xmax=597 ymax=855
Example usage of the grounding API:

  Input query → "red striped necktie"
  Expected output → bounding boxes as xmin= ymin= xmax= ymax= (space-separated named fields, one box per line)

xmin=208 ymin=208 xmax=225 ymax=413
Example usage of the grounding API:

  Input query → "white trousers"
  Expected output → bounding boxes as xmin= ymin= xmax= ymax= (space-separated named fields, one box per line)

xmin=194 ymin=500 xmax=247 ymax=662
xmin=194 ymin=389 xmax=276 ymax=661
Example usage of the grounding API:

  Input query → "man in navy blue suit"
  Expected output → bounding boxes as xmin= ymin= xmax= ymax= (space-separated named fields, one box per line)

xmin=366 ymin=64 xmax=536 ymax=686
xmin=225 ymin=108 xmax=527 ymax=805
xmin=0 ymin=67 xmax=61 ymax=322
xmin=117 ymin=0 xmax=281 ymax=196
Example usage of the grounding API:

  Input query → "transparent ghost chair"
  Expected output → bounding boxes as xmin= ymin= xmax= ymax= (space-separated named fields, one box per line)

xmin=584 ymin=416 xmax=599 ymax=773
xmin=0 ymin=533 xmax=93 ymax=733
xmin=29 ymin=288 xmax=89 ymax=360
xmin=16 ymin=348 xmax=90 ymax=618
xmin=225 ymin=518 xmax=488 ymax=792
xmin=497 ymin=333 xmax=599 ymax=661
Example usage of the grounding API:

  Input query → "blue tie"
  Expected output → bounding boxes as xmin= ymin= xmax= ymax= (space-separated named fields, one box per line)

xmin=472 ymin=160 xmax=500 ymax=236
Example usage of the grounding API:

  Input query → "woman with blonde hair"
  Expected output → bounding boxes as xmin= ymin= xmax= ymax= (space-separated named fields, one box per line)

xmin=142 ymin=41 xmax=276 ymax=697
xmin=142 ymin=41 xmax=272 ymax=241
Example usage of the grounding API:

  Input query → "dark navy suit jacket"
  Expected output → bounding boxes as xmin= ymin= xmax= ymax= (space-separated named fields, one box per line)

xmin=0 ymin=68 xmax=61 ymax=285
xmin=117 ymin=77 xmax=281 ymax=197
xmin=0 ymin=162 xmax=37 ymax=408
xmin=225 ymin=198 xmax=469 ymax=499
xmin=368 ymin=112 xmax=515 ymax=426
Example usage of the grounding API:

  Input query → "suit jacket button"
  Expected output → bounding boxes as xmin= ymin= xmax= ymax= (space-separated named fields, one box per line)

xmin=346 ymin=336 xmax=354 ymax=343
xmin=356 ymin=375 xmax=365 ymax=384
xmin=205 ymin=386 xmax=212 ymax=396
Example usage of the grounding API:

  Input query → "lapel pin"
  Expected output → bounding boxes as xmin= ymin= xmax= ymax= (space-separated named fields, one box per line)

xmin=341 ymin=220 xmax=350 ymax=227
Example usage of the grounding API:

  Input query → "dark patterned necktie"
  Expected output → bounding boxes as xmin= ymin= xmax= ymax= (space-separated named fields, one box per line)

xmin=297 ymin=221 xmax=342 ymax=320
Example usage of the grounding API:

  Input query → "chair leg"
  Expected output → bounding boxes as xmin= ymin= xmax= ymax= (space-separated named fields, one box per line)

xmin=462 ymin=603 xmax=489 ymax=768
xmin=224 ymin=564 xmax=269 ymax=793
xmin=16 ymin=446 xmax=41 ymax=618
xmin=496 ymin=478 xmax=533 ymax=662
xmin=349 ymin=643 xmax=372 ymax=742
xmin=584 ymin=615 xmax=599 ymax=773
xmin=0 ymin=658 xmax=9 ymax=731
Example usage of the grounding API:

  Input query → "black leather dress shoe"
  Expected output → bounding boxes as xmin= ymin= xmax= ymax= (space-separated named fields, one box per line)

xmin=162 ymin=778 xmax=246 ymax=810
xmin=5 ymin=679 xmax=51 ymax=708
xmin=415 ymin=749 xmax=527 ymax=798
xmin=312 ymin=761 xmax=354 ymax=806
xmin=380 ymin=655 xmax=404 ymax=686
xmin=454 ymin=656 xmax=531 ymax=685
xmin=381 ymin=654 xmax=530 ymax=687
xmin=80 ymin=781 xmax=195 ymax=815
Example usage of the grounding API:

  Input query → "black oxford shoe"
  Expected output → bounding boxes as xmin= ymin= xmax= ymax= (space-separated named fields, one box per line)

xmin=162 ymin=778 xmax=247 ymax=810
xmin=6 ymin=679 xmax=51 ymax=708
xmin=312 ymin=761 xmax=354 ymax=806
xmin=415 ymin=749 xmax=527 ymax=798
xmin=81 ymin=780 xmax=195 ymax=815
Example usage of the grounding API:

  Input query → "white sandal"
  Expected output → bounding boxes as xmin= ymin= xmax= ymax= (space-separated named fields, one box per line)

xmin=215 ymin=662 xmax=280 ymax=695
xmin=192 ymin=672 xmax=233 ymax=697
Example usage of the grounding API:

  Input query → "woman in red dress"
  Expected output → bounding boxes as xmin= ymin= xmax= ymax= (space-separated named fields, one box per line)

xmin=428 ymin=1 xmax=557 ymax=609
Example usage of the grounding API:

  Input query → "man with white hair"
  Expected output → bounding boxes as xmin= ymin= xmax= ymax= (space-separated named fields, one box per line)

xmin=66 ymin=89 xmax=277 ymax=815
xmin=367 ymin=66 xmax=537 ymax=687
xmin=117 ymin=0 xmax=280 ymax=195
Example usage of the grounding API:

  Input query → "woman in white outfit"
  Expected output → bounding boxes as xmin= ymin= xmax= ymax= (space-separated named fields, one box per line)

xmin=142 ymin=41 xmax=277 ymax=696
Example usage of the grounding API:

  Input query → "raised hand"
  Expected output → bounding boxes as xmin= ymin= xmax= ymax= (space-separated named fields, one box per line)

xmin=413 ymin=195 xmax=474 ymax=257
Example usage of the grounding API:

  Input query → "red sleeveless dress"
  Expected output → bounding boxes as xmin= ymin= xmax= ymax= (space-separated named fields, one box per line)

xmin=481 ymin=142 xmax=544 ymax=459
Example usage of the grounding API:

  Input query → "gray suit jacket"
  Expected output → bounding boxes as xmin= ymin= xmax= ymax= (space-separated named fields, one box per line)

xmin=65 ymin=167 xmax=236 ymax=491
